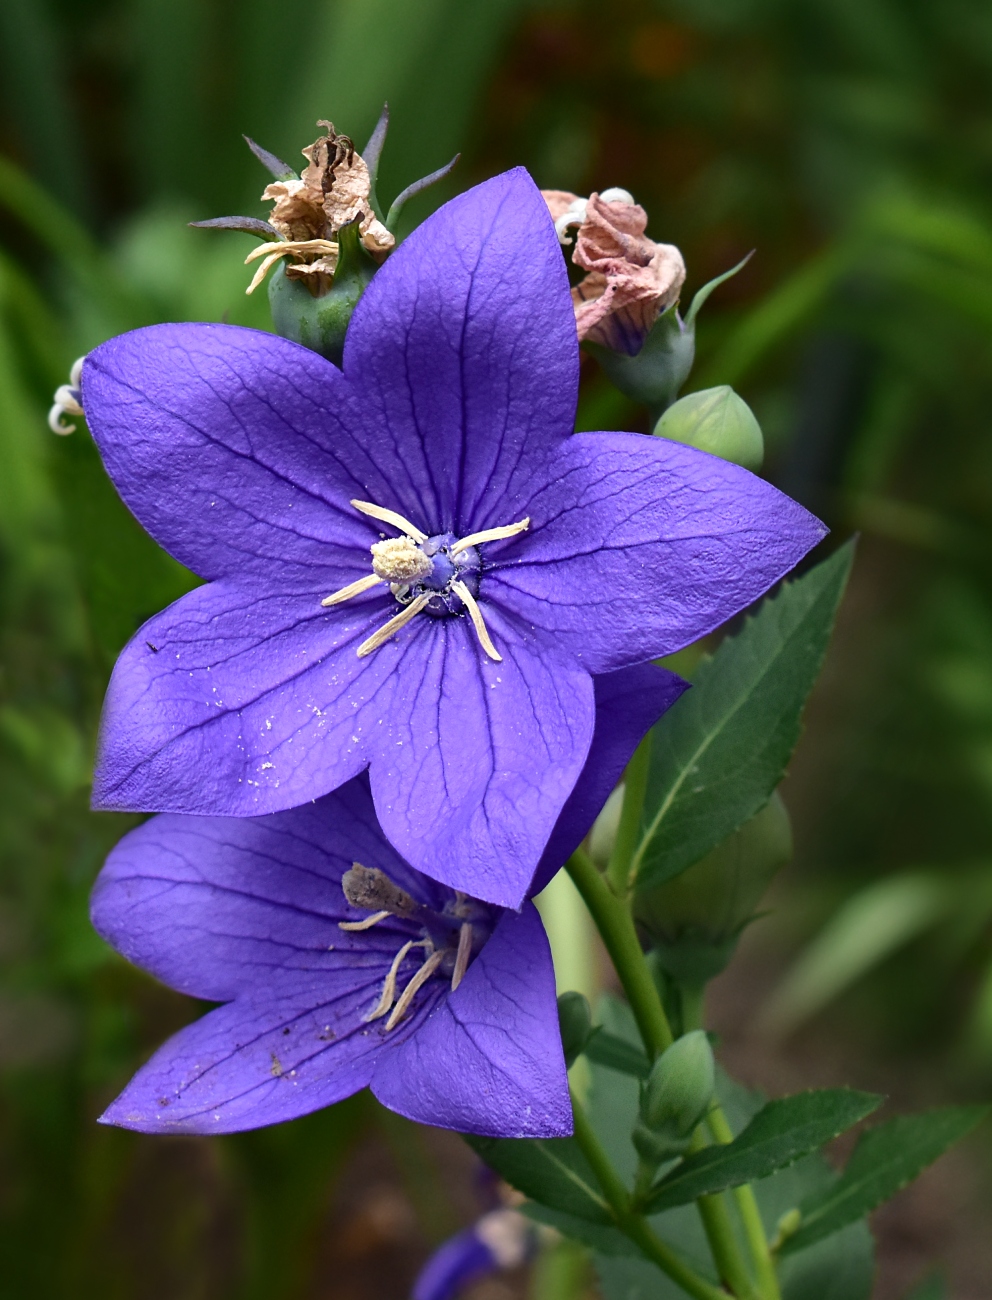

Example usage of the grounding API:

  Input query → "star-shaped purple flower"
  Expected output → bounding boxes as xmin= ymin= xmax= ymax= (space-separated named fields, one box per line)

xmin=83 ymin=167 xmax=824 ymax=908
xmin=92 ymin=666 xmax=677 ymax=1137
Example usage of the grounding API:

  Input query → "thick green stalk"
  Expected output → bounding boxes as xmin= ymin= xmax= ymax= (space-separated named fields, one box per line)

xmin=570 ymin=1096 xmax=728 ymax=1300
xmin=606 ymin=734 xmax=652 ymax=896
xmin=566 ymin=849 xmax=762 ymax=1298
xmin=708 ymin=1108 xmax=782 ymax=1300
xmin=683 ymin=990 xmax=781 ymax=1300
xmin=566 ymin=848 xmax=673 ymax=1057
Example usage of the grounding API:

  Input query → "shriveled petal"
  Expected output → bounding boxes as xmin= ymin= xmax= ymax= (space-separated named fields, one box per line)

xmin=489 ymin=432 xmax=827 ymax=674
xmin=341 ymin=168 xmax=579 ymax=535
xmin=91 ymin=579 xmax=400 ymax=815
xmin=90 ymin=782 xmax=438 ymax=1003
xmin=81 ymin=322 xmax=393 ymax=582
xmin=530 ymin=664 xmax=689 ymax=896
xmin=371 ymin=903 xmax=570 ymax=1138
xmin=367 ymin=614 xmax=595 ymax=908
xmin=98 ymin=966 xmax=441 ymax=1135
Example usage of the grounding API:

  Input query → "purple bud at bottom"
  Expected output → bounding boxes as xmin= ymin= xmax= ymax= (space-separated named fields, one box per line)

xmin=412 ymin=1209 xmax=533 ymax=1300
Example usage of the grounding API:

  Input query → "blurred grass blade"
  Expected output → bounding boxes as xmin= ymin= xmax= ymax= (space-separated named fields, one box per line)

xmin=758 ymin=873 xmax=950 ymax=1040
xmin=0 ymin=0 xmax=90 ymax=215
xmin=697 ymin=245 xmax=857 ymax=387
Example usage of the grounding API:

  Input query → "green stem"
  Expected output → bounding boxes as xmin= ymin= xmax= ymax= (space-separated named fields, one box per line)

xmin=708 ymin=1109 xmax=782 ymax=1300
xmin=606 ymin=734 xmax=652 ymax=896
xmin=570 ymin=1095 xmax=728 ymax=1300
xmin=681 ymin=990 xmax=781 ymax=1300
xmin=565 ymin=855 xmax=767 ymax=1298
xmin=566 ymin=848 xmax=673 ymax=1057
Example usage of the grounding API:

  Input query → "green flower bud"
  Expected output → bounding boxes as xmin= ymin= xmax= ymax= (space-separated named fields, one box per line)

xmin=653 ymin=385 xmax=764 ymax=472
xmin=557 ymin=991 xmax=593 ymax=1068
xmin=267 ymin=217 xmax=377 ymax=366
xmin=633 ymin=1031 xmax=715 ymax=1165
xmin=635 ymin=792 xmax=793 ymax=983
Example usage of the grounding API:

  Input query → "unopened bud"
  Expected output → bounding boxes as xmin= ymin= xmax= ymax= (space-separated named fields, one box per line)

xmin=633 ymin=1031 xmax=714 ymax=1165
xmin=653 ymin=385 xmax=764 ymax=472
xmin=635 ymin=792 xmax=793 ymax=983
xmin=557 ymin=991 xmax=592 ymax=1068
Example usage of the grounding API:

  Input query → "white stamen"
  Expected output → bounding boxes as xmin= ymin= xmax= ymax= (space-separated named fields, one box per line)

xmin=356 ymin=592 xmax=430 ymax=657
xmin=451 ymin=922 xmax=473 ymax=990
xmin=450 ymin=581 xmax=501 ymax=662
xmin=322 ymin=573 xmax=384 ymax=607
xmin=338 ymin=910 xmax=391 ymax=932
xmin=48 ymin=404 xmax=76 ymax=435
xmin=69 ymin=356 xmax=85 ymax=387
xmin=366 ymin=938 xmax=431 ymax=1022
xmin=350 ymin=498 xmax=428 ymax=543
xmin=243 ymin=237 xmax=340 ymax=294
xmin=54 ymin=384 xmax=83 ymax=414
xmin=385 ymin=948 xmax=446 ymax=1030
xmin=371 ymin=537 xmax=432 ymax=583
xmin=450 ymin=517 xmax=529 ymax=555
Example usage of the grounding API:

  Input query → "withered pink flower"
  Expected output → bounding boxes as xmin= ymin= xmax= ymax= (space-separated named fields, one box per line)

xmin=542 ymin=187 xmax=686 ymax=355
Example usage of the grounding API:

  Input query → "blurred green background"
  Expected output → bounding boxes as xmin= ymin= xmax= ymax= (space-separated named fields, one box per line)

xmin=2 ymin=0 xmax=992 ymax=1296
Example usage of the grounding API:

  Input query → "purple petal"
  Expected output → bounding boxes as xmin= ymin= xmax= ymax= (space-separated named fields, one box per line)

xmin=530 ymin=663 xmax=689 ymax=896
xmin=80 ymin=323 xmax=381 ymax=582
xmin=490 ymin=433 xmax=828 ymax=673
xmin=92 ymin=580 xmax=397 ymax=815
xmin=93 ymin=583 xmax=594 ymax=908
xmin=342 ymin=168 xmax=579 ymax=534
xmin=412 ymin=1230 xmax=496 ymax=1300
xmin=367 ymin=616 xmax=595 ymax=908
xmin=371 ymin=902 xmax=571 ymax=1138
xmin=99 ymin=965 xmax=442 ymax=1135
xmin=90 ymin=782 xmax=435 ymax=1003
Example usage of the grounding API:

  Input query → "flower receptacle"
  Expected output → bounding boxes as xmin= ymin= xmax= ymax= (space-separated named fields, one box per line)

xmin=585 ymin=302 xmax=695 ymax=422
xmin=268 ymin=217 xmax=377 ymax=365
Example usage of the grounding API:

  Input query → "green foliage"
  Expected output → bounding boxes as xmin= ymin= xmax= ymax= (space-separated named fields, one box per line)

xmin=643 ymin=1090 xmax=881 ymax=1214
xmin=465 ymin=1134 xmax=611 ymax=1224
xmin=781 ymin=1105 xmax=990 ymax=1256
xmin=632 ymin=541 xmax=854 ymax=893
xmin=588 ymin=998 xmax=875 ymax=1300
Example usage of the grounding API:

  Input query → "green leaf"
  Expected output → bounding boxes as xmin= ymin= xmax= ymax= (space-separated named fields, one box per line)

xmin=632 ymin=540 xmax=854 ymax=892
xmin=781 ymin=1105 xmax=989 ymax=1255
xmin=522 ymin=1203 xmax=636 ymax=1257
xmin=643 ymin=1088 xmax=882 ymax=1214
xmin=465 ymin=1134 xmax=612 ymax=1224
xmin=583 ymin=1027 xmax=651 ymax=1079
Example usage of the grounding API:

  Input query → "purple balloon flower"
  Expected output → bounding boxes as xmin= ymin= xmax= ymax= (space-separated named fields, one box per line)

xmin=82 ymin=167 xmax=824 ymax=908
xmin=92 ymin=665 xmax=680 ymax=1137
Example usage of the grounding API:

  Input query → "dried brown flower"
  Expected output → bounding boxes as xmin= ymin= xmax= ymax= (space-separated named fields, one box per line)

xmin=542 ymin=188 xmax=686 ymax=355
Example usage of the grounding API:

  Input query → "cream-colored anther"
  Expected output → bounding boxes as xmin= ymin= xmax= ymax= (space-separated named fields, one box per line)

xmin=450 ymin=581 xmax=501 ymax=662
xmin=356 ymin=592 xmax=431 ymax=657
xmin=451 ymin=922 xmax=473 ymax=991
xmin=386 ymin=948 xmax=446 ymax=1030
xmin=322 ymin=572 xmax=383 ymax=607
xmin=243 ymin=238 xmax=340 ymax=295
xmin=338 ymin=910 xmax=390 ymax=932
xmin=371 ymin=537 xmax=432 ymax=583
xmin=350 ymin=499 xmax=427 ymax=543
xmin=366 ymin=938 xmax=431 ymax=1022
xmin=450 ymin=517 xmax=530 ymax=555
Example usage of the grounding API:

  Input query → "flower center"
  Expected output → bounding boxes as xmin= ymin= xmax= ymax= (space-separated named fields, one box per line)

xmin=337 ymin=864 xmax=492 ymax=1031
xmin=321 ymin=499 xmax=529 ymax=662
